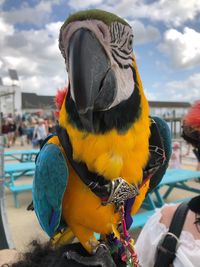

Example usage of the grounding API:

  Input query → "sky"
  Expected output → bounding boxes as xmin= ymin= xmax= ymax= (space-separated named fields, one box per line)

xmin=0 ymin=0 xmax=200 ymax=103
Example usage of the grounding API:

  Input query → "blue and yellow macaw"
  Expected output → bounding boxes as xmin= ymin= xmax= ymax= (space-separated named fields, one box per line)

xmin=33 ymin=9 xmax=171 ymax=266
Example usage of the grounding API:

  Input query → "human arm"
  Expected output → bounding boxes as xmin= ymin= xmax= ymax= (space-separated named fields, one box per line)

xmin=136 ymin=204 xmax=200 ymax=267
xmin=0 ymin=249 xmax=20 ymax=266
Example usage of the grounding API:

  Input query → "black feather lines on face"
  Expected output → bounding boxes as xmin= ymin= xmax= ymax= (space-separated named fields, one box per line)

xmin=65 ymin=21 xmax=140 ymax=134
xmin=65 ymin=67 xmax=141 ymax=134
xmin=110 ymin=22 xmax=133 ymax=69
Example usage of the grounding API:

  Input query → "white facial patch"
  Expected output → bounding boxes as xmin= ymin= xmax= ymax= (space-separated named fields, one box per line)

xmin=107 ymin=22 xmax=135 ymax=109
xmin=60 ymin=20 xmax=112 ymax=69
xmin=60 ymin=20 xmax=135 ymax=110
xmin=109 ymin=64 xmax=135 ymax=109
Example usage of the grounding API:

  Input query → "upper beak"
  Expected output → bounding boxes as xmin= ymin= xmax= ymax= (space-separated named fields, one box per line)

xmin=68 ymin=28 xmax=116 ymax=132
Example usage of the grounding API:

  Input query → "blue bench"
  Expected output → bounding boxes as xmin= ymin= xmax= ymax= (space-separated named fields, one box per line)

xmin=4 ymin=149 xmax=39 ymax=162
xmin=4 ymin=162 xmax=35 ymax=208
xmin=96 ymin=169 xmax=200 ymax=232
xmin=131 ymin=210 xmax=155 ymax=230
xmin=131 ymin=169 xmax=200 ymax=230
xmin=152 ymin=168 xmax=200 ymax=207
xmin=9 ymin=184 xmax=33 ymax=208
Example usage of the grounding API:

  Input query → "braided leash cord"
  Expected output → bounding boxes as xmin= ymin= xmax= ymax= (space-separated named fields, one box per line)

xmin=119 ymin=205 xmax=140 ymax=267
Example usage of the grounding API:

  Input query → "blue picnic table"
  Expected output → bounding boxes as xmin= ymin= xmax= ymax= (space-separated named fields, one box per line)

xmin=152 ymin=168 xmax=200 ymax=207
xmin=3 ymin=162 xmax=200 ymax=223
xmin=131 ymin=168 xmax=200 ymax=230
xmin=4 ymin=162 xmax=35 ymax=208
xmin=4 ymin=149 xmax=39 ymax=162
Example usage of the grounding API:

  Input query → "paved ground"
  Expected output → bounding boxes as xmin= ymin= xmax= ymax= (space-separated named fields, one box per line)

xmin=4 ymin=140 xmax=48 ymax=252
xmin=5 ymin=187 xmax=49 ymax=251
xmin=3 ymin=138 xmax=200 ymax=252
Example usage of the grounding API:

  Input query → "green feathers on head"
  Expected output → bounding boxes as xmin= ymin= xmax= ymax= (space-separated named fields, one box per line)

xmin=61 ymin=9 xmax=130 ymax=30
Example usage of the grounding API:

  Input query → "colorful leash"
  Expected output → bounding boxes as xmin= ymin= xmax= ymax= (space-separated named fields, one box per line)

xmin=119 ymin=205 xmax=139 ymax=267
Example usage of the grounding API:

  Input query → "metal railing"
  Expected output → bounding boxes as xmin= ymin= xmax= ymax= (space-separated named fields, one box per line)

xmin=0 ymin=133 xmax=14 ymax=248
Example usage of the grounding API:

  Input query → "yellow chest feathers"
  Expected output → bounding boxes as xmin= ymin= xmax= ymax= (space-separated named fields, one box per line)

xmin=60 ymin=116 xmax=150 ymax=186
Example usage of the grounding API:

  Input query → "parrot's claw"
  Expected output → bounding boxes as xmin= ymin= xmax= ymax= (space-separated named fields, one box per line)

xmin=64 ymin=243 xmax=117 ymax=267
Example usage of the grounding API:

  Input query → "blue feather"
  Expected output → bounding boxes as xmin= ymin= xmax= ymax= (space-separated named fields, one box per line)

xmin=33 ymin=143 xmax=68 ymax=237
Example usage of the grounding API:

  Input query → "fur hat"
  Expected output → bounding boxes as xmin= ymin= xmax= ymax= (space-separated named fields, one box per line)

xmin=182 ymin=101 xmax=200 ymax=148
xmin=188 ymin=195 xmax=200 ymax=214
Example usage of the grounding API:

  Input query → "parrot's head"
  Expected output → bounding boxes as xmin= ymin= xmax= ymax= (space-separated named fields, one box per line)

xmin=59 ymin=9 xmax=149 ymax=133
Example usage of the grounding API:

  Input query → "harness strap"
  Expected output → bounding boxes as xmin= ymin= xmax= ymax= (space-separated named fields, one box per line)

xmin=143 ymin=119 xmax=165 ymax=182
xmin=56 ymin=125 xmax=112 ymax=199
xmin=56 ymin=119 xmax=165 ymax=195
xmin=154 ymin=202 xmax=189 ymax=267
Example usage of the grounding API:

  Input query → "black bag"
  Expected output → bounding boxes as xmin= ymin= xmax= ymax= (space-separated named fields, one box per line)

xmin=154 ymin=202 xmax=189 ymax=267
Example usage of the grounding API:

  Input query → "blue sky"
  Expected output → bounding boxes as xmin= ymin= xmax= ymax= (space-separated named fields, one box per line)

xmin=0 ymin=0 xmax=200 ymax=103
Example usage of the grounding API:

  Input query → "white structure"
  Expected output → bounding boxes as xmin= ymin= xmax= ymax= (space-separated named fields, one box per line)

xmin=149 ymin=101 xmax=191 ymax=119
xmin=0 ymin=84 xmax=22 ymax=116
xmin=0 ymin=88 xmax=192 ymax=128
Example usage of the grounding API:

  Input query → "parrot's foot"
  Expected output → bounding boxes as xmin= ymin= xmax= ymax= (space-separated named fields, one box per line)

xmin=64 ymin=243 xmax=117 ymax=267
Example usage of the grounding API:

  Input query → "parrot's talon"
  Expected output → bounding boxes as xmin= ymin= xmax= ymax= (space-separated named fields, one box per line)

xmin=63 ymin=244 xmax=117 ymax=267
xmin=91 ymin=241 xmax=108 ymax=254
xmin=63 ymin=251 xmax=71 ymax=259
xmin=98 ymin=242 xmax=109 ymax=251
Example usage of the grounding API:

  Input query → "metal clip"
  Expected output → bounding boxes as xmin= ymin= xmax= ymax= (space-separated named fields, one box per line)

xmin=102 ymin=177 xmax=139 ymax=208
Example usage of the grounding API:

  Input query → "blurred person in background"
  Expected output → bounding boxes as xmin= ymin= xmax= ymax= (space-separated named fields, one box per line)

xmin=169 ymin=142 xmax=181 ymax=169
xmin=33 ymin=118 xmax=47 ymax=148
xmin=47 ymin=118 xmax=56 ymax=134
xmin=183 ymin=144 xmax=200 ymax=171
xmin=1 ymin=118 xmax=9 ymax=147
xmin=26 ymin=120 xmax=35 ymax=145
xmin=18 ymin=121 xmax=27 ymax=146
xmin=7 ymin=118 xmax=17 ymax=147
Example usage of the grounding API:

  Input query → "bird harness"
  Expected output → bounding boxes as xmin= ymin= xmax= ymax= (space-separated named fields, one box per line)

xmin=29 ymin=119 xmax=165 ymax=266
xmin=56 ymin=118 xmax=165 ymax=206
xmin=55 ymin=118 xmax=165 ymax=267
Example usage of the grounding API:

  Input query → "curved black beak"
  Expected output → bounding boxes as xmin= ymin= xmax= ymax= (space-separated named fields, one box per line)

xmin=68 ymin=28 xmax=116 ymax=132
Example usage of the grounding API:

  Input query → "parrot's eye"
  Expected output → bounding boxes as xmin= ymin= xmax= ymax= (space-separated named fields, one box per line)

xmin=127 ymin=35 xmax=133 ymax=51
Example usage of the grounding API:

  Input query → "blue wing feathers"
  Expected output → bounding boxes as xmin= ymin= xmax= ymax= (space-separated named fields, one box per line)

xmin=148 ymin=116 xmax=172 ymax=191
xmin=152 ymin=116 xmax=172 ymax=161
xmin=33 ymin=143 xmax=68 ymax=237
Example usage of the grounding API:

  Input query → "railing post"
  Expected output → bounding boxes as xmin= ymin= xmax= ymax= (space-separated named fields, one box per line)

xmin=0 ymin=128 xmax=14 ymax=248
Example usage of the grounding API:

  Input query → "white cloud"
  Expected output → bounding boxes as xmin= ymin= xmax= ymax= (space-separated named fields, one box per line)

xmin=0 ymin=0 xmax=5 ymax=6
xmin=150 ymin=73 xmax=200 ymax=101
xmin=21 ymin=74 xmax=67 ymax=96
xmin=1 ymin=0 xmax=199 ymax=103
xmin=2 ymin=0 xmax=60 ymax=26
xmin=129 ymin=20 xmax=160 ymax=45
xmin=159 ymin=27 xmax=200 ymax=69
xmin=68 ymin=0 xmax=104 ymax=9
xmin=0 ymin=17 xmax=14 ymax=36
xmin=0 ymin=17 xmax=15 ymax=76
xmin=145 ymin=90 xmax=157 ymax=101
xmin=99 ymin=0 xmax=200 ymax=27
xmin=0 ymin=18 xmax=67 ymax=95
xmin=146 ymin=0 xmax=200 ymax=26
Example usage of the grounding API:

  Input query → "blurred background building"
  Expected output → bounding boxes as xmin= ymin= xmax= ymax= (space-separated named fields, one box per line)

xmin=0 ymin=69 xmax=192 ymax=139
